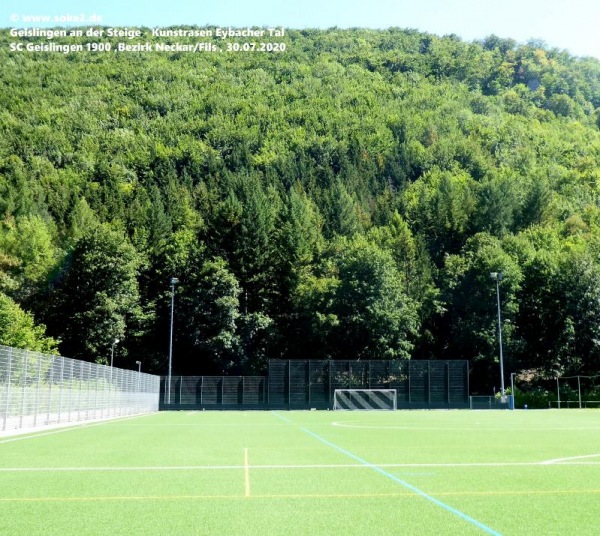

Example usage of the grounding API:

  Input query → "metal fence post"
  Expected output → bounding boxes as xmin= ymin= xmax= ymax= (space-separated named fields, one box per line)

xmin=58 ymin=356 xmax=64 ymax=422
xmin=68 ymin=358 xmax=74 ymax=422
xmin=47 ymin=356 xmax=53 ymax=426
xmin=94 ymin=365 xmax=99 ymax=420
xmin=3 ymin=348 xmax=13 ymax=431
xmin=34 ymin=354 xmax=42 ymax=426
xmin=328 ymin=360 xmax=332 ymax=407
xmin=85 ymin=362 xmax=90 ymax=420
xmin=447 ymin=361 xmax=451 ymax=406
xmin=19 ymin=350 xmax=29 ymax=429
xmin=114 ymin=368 xmax=118 ymax=416
xmin=408 ymin=361 xmax=412 ymax=405
xmin=428 ymin=361 xmax=431 ymax=404
xmin=77 ymin=360 xmax=83 ymax=421
xmin=465 ymin=361 xmax=470 ymax=405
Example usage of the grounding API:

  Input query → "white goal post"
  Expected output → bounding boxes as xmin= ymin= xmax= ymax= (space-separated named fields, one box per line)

xmin=333 ymin=389 xmax=397 ymax=410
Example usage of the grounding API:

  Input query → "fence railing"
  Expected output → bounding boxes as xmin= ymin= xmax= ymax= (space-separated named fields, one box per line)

xmin=269 ymin=359 xmax=470 ymax=409
xmin=1 ymin=345 xmax=160 ymax=433
xmin=161 ymin=376 xmax=266 ymax=408
xmin=469 ymin=395 xmax=514 ymax=410
xmin=160 ymin=359 xmax=470 ymax=410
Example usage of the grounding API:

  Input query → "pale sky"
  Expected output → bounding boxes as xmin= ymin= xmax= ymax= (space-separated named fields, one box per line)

xmin=3 ymin=0 xmax=600 ymax=58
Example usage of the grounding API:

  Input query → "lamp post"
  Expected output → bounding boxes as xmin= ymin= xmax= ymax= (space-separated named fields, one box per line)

xmin=167 ymin=277 xmax=178 ymax=404
xmin=490 ymin=272 xmax=505 ymax=397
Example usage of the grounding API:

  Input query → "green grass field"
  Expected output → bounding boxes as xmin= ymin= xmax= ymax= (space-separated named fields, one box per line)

xmin=1 ymin=410 xmax=599 ymax=535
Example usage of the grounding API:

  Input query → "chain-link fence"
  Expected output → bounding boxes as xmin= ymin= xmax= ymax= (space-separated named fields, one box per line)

xmin=0 ymin=345 xmax=160 ymax=433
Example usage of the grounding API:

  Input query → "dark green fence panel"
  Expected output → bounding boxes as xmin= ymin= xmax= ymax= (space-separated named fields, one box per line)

xmin=388 ymin=360 xmax=409 ymax=403
xmin=308 ymin=360 xmax=329 ymax=408
xmin=201 ymin=377 xmax=221 ymax=405
xmin=408 ymin=361 xmax=428 ymax=404
xmin=268 ymin=361 xmax=286 ymax=407
xmin=289 ymin=360 xmax=308 ymax=407
xmin=449 ymin=360 xmax=469 ymax=404
xmin=160 ymin=360 xmax=469 ymax=410
xmin=429 ymin=361 xmax=448 ymax=404
xmin=243 ymin=377 xmax=266 ymax=405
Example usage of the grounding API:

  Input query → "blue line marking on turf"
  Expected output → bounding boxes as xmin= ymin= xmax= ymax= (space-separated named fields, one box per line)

xmin=271 ymin=411 xmax=293 ymax=424
xmin=301 ymin=427 xmax=502 ymax=536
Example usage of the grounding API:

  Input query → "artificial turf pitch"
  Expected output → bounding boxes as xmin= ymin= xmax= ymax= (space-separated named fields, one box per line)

xmin=1 ymin=410 xmax=599 ymax=535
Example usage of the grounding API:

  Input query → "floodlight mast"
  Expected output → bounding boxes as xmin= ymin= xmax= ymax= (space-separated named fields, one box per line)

xmin=490 ymin=272 xmax=505 ymax=396
xmin=167 ymin=277 xmax=178 ymax=405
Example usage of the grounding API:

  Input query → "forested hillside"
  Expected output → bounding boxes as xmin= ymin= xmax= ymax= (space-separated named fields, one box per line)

xmin=1 ymin=27 xmax=600 ymax=392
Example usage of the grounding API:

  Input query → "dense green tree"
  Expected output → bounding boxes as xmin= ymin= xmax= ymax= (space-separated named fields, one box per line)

xmin=215 ymin=174 xmax=282 ymax=313
xmin=322 ymin=179 xmax=363 ymax=238
xmin=295 ymin=236 xmax=419 ymax=360
xmin=182 ymin=256 xmax=241 ymax=372
xmin=474 ymin=169 xmax=522 ymax=236
xmin=279 ymin=184 xmax=324 ymax=274
xmin=46 ymin=223 xmax=144 ymax=364
xmin=403 ymin=167 xmax=477 ymax=263
xmin=439 ymin=233 xmax=522 ymax=393
xmin=367 ymin=212 xmax=442 ymax=356
xmin=0 ymin=156 xmax=38 ymax=218
xmin=0 ymin=215 xmax=61 ymax=303
xmin=0 ymin=292 xmax=57 ymax=353
xmin=511 ymin=226 xmax=600 ymax=376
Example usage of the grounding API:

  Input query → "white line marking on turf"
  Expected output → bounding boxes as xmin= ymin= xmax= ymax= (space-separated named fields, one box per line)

xmin=540 ymin=453 xmax=600 ymax=465
xmin=0 ymin=413 xmax=155 ymax=445
xmin=244 ymin=448 xmax=250 ymax=497
xmin=0 ymin=464 xmax=392 ymax=472
xmin=4 ymin=489 xmax=600 ymax=503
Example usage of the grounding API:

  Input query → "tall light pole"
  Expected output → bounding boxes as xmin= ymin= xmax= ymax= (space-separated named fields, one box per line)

xmin=490 ymin=272 xmax=505 ymax=397
xmin=167 ymin=277 xmax=178 ymax=404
